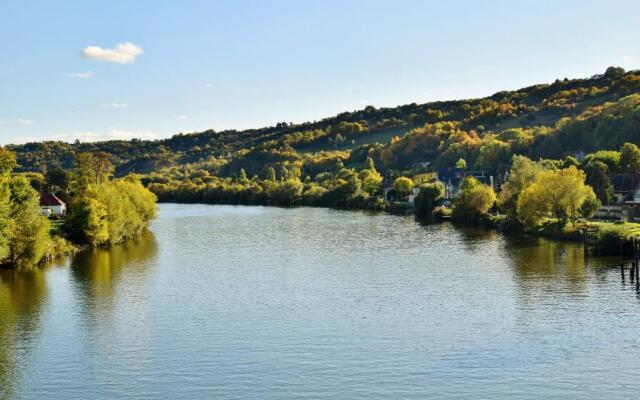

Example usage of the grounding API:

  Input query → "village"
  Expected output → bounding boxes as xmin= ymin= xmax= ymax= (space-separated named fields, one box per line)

xmin=381 ymin=162 xmax=640 ymax=223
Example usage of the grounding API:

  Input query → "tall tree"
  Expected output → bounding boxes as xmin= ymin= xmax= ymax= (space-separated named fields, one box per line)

xmin=497 ymin=155 xmax=544 ymax=219
xmin=0 ymin=148 xmax=17 ymax=175
xmin=414 ymin=182 xmax=445 ymax=219
xmin=620 ymin=143 xmax=640 ymax=175
xmin=70 ymin=152 xmax=115 ymax=192
xmin=584 ymin=161 xmax=613 ymax=204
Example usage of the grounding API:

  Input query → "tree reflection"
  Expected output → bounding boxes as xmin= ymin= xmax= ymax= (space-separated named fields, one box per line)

xmin=0 ymin=267 xmax=48 ymax=399
xmin=501 ymin=234 xmax=588 ymax=294
xmin=70 ymin=232 xmax=158 ymax=312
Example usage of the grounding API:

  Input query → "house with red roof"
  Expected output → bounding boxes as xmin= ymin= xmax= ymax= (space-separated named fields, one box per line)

xmin=39 ymin=193 xmax=66 ymax=216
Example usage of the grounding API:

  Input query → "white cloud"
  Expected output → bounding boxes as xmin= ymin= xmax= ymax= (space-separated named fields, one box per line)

xmin=0 ymin=118 xmax=33 ymax=125
xmin=69 ymin=71 xmax=93 ymax=79
xmin=102 ymin=102 xmax=128 ymax=109
xmin=60 ymin=129 xmax=157 ymax=142
xmin=7 ymin=129 xmax=157 ymax=145
xmin=81 ymin=42 xmax=143 ymax=64
xmin=176 ymin=115 xmax=188 ymax=120
xmin=4 ymin=136 xmax=38 ymax=145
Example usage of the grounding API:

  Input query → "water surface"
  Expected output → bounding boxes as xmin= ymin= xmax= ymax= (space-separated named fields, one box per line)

xmin=1 ymin=204 xmax=639 ymax=399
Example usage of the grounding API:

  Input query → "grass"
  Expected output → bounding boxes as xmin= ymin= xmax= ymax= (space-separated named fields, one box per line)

xmin=296 ymin=125 xmax=412 ymax=153
xmin=49 ymin=220 xmax=64 ymax=236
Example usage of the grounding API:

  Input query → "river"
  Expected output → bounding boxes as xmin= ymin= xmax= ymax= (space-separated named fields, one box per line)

xmin=1 ymin=203 xmax=639 ymax=399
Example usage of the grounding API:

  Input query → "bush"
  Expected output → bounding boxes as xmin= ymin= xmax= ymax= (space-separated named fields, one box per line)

xmin=432 ymin=206 xmax=452 ymax=221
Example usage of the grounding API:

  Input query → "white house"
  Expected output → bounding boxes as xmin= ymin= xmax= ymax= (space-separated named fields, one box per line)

xmin=39 ymin=193 xmax=66 ymax=216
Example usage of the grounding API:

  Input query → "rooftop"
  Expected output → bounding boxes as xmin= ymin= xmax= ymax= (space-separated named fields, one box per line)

xmin=39 ymin=193 xmax=65 ymax=207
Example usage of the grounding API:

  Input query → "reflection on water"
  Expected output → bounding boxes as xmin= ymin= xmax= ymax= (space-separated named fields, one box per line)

xmin=502 ymin=235 xmax=587 ymax=286
xmin=71 ymin=232 xmax=158 ymax=303
xmin=0 ymin=268 xmax=47 ymax=399
xmin=0 ymin=232 xmax=157 ymax=400
xmin=1 ymin=205 xmax=640 ymax=399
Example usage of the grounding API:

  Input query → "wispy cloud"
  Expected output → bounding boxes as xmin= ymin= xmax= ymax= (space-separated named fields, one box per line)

xmin=7 ymin=129 xmax=157 ymax=145
xmin=81 ymin=42 xmax=143 ymax=64
xmin=60 ymin=129 xmax=156 ymax=142
xmin=0 ymin=118 xmax=34 ymax=126
xmin=176 ymin=115 xmax=188 ymax=120
xmin=69 ymin=71 xmax=93 ymax=79
xmin=102 ymin=102 xmax=128 ymax=109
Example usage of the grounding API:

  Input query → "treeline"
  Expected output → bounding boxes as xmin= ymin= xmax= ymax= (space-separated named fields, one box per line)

xmin=144 ymin=158 xmax=385 ymax=209
xmin=0 ymin=150 xmax=157 ymax=268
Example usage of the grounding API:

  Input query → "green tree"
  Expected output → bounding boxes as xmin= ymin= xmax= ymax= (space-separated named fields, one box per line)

xmin=266 ymin=166 xmax=277 ymax=182
xmin=620 ymin=142 xmax=640 ymax=174
xmin=584 ymin=161 xmax=613 ymax=204
xmin=238 ymin=168 xmax=248 ymax=182
xmin=604 ymin=66 xmax=625 ymax=79
xmin=0 ymin=179 xmax=13 ymax=260
xmin=455 ymin=158 xmax=467 ymax=170
xmin=358 ymin=168 xmax=383 ymax=195
xmin=497 ymin=155 xmax=544 ymax=220
xmin=66 ymin=197 xmax=109 ymax=246
xmin=0 ymin=148 xmax=17 ymax=175
xmin=414 ymin=182 xmax=444 ymax=219
xmin=5 ymin=176 xmax=52 ymax=266
xmin=46 ymin=165 xmax=69 ymax=192
xmin=562 ymin=156 xmax=579 ymax=169
xmin=365 ymin=156 xmax=376 ymax=171
xmin=278 ymin=165 xmax=289 ymax=181
xmin=582 ymin=150 xmax=620 ymax=172
xmin=270 ymin=179 xmax=303 ymax=206
xmin=70 ymin=152 xmax=115 ymax=192
xmin=66 ymin=176 xmax=157 ymax=246
xmin=393 ymin=177 xmax=414 ymax=199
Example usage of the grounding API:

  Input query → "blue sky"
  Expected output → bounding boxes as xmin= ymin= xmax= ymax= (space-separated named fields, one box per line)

xmin=0 ymin=0 xmax=638 ymax=145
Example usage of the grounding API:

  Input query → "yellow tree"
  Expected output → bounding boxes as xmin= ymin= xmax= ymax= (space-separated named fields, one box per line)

xmin=517 ymin=166 xmax=598 ymax=229
xmin=452 ymin=177 xmax=496 ymax=223
xmin=393 ymin=177 xmax=414 ymax=199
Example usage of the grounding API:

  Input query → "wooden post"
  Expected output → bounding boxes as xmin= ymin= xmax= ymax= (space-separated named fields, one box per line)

xmin=631 ymin=239 xmax=636 ymax=282
xmin=620 ymin=238 xmax=623 ymax=266
xmin=621 ymin=238 xmax=625 ymax=282
xmin=582 ymin=227 xmax=589 ymax=258
xmin=633 ymin=239 xmax=640 ymax=291
xmin=633 ymin=239 xmax=638 ymax=282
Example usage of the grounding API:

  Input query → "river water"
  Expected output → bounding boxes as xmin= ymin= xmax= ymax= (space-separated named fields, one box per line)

xmin=1 ymin=203 xmax=639 ymax=399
